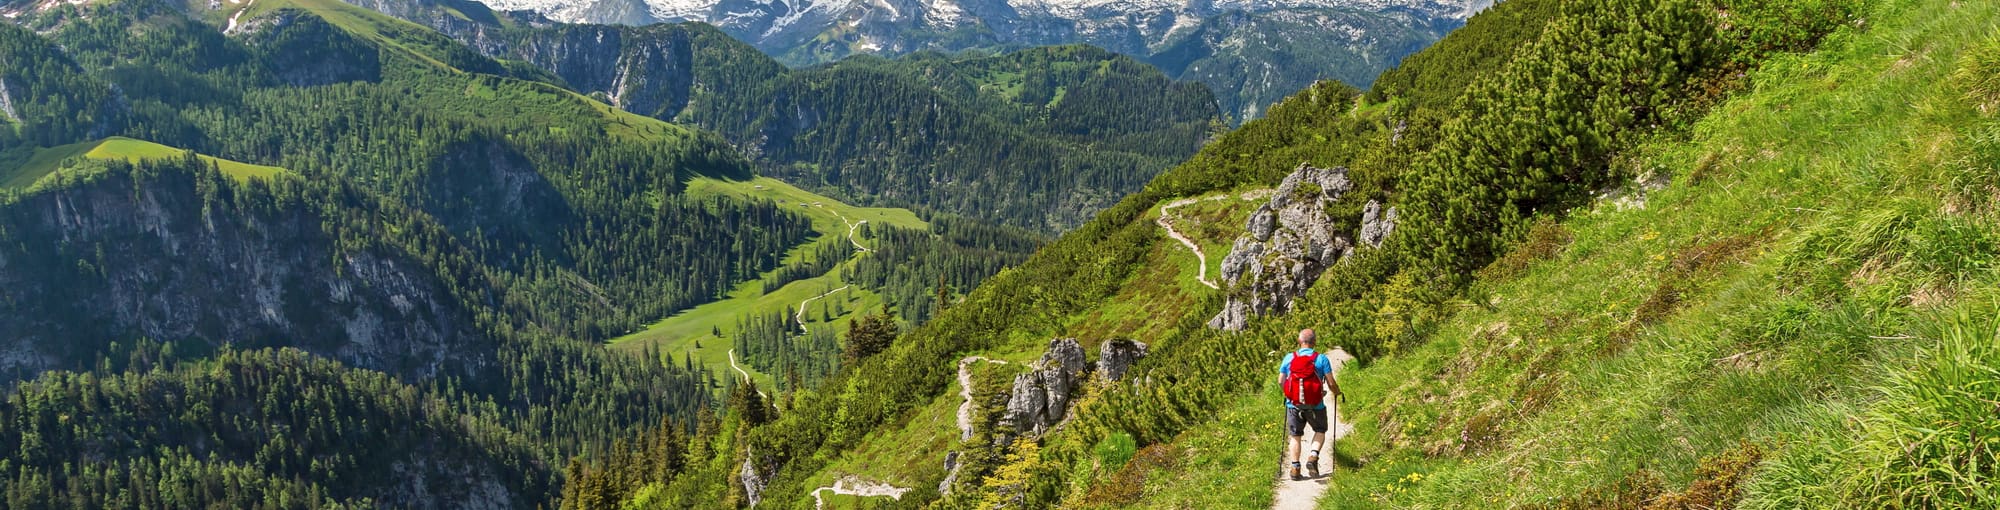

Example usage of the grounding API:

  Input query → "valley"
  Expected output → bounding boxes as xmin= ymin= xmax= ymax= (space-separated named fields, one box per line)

xmin=609 ymin=175 xmax=925 ymax=393
xmin=3 ymin=0 xmax=1988 ymax=508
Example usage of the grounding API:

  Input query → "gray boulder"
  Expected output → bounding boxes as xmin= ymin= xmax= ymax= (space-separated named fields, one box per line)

xmin=1002 ymin=338 xmax=1089 ymax=436
xmin=1360 ymin=200 xmax=1399 ymax=248
xmin=1210 ymin=163 xmax=1381 ymax=331
xmin=1097 ymin=339 xmax=1149 ymax=382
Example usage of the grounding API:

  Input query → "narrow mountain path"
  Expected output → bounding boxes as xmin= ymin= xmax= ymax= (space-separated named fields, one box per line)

xmin=225 ymin=0 xmax=256 ymax=33
xmin=811 ymin=475 xmax=911 ymax=510
xmin=956 ymin=356 xmax=1010 ymax=441
xmin=826 ymin=208 xmax=872 ymax=253
xmin=795 ymin=285 xmax=852 ymax=333
xmin=1156 ymin=190 xmax=1273 ymax=289
xmin=1272 ymin=347 xmax=1356 ymax=510
xmin=1157 ymin=196 xmax=1226 ymax=289
xmin=726 ymin=348 xmax=767 ymax=399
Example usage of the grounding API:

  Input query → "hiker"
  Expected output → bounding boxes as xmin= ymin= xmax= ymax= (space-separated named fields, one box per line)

xmin=1280 ymin=328 xmax=1342 ymax=480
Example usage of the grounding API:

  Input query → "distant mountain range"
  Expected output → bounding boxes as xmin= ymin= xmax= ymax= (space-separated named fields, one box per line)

xmin=460 ymin=0 xmax=1486 ymax=120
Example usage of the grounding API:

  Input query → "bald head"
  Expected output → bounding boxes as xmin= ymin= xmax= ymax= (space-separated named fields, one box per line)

xmin=1297 ymin=329 xmax=1316 ymax=347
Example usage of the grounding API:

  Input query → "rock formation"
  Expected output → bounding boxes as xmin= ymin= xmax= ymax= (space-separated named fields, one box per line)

xmin=1360 ymin=199 xmax=1398 ymax=248
xmin=1096 ymin=339 xmax=1149 ymax=382
xmin=1209 ymin=163 xmax=1396 ymax=331
xmin=1002 ymin=338 xmax=1089 ymax=436
xmin=740 ymin=448 xmax=771 ymax=507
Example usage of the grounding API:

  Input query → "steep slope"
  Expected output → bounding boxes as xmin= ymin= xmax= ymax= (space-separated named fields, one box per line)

xmin=464 ymin=0 xmax=1479 ymax=122
xmin=554 ymin=0 xmax=1881 ymax=508
xmin=0 ymin=1 xmax=1047 ymax=498
xmin=0 ymin=0 xmax=784 ymax=503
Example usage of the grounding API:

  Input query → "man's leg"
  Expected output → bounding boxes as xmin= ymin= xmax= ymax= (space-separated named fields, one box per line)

xmin=1305 ymin=407 xmax=1328 ymax=477
xmin=1284 ymin=408 xmax=1305 ymax=479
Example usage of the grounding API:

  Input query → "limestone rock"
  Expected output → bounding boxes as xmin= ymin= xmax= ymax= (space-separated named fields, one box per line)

xmin=740 ymin=448 xmax=771 ymax=507
xmin=1097 ymin=339 xmax=1149 ymax=382
xmin=1002 ymin=338 xmax=1089 ymax=436
xmin=1210 ymin=163 xmax=1382 ymax=331
xmin=1359 ymin=200 xmax=1398 ymax=248
xmin=938 ymin=451 xmax=963 ymax=495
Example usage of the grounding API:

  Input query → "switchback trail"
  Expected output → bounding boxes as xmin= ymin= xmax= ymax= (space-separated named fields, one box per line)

xmin=1156 ymin=190 xmax=1273 ymax=289
xmin=1272 ymin=347 xmax=1356 ymax=510
xmin=795 ymin=285 xmax=852 ymax=333
xmin=811 ymin=475 xmax=911 ymax=509
xmin=826 ymin=208 xmax=872 ymax=253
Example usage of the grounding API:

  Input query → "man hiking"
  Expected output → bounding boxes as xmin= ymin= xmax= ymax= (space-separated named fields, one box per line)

xmin=1280 ymin=328 xmax=1342 ymax=480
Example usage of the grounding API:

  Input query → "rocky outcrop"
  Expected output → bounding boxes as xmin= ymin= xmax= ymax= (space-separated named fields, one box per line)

xmin=1360 ymin=199 xmax=1398 ymax=248
xmin=1002 ymin=338 xmax=1089 ymax=436
xmin=1210 ymin=163 xmax=1395 ymax=331
xmin=938 ymin=451 xmax=963 ymax=495
xmin=740 ymin=448 xmax=772 ymax=507
xmin=0 ymin=78 xmax=17 ymax=124
xmin=1096 ymin=339 xmax=1148 ymax=382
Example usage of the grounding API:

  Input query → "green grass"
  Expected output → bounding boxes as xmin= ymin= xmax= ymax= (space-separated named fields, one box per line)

xmin=1046 ymin=0 xmax=2000 ymax=507
xmin=1 ymin=137 xmax=289 ymax=189
xmin=1283 ymin=0 xmax=2000 ymax=506
xmin=609 ymin=176 xmax=927 ymax=390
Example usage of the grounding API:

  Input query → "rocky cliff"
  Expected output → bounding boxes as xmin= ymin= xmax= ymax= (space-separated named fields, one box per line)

xmin=0 ymin=162 xmax=498 ymax=382
xmin=1209 ymin=163 xmax=1396 ymax=331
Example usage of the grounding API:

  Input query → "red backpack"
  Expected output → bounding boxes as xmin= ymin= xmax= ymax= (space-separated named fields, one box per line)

xmin=1284 ymin=351 xmax=1324 ymax=407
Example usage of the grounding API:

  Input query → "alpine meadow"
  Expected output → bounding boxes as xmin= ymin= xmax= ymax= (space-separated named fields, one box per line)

xmin=0 ymin=0 xmax=1993 ymax=508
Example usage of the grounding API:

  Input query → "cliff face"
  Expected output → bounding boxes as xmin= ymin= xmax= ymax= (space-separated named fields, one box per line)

xmin=343 ymin=0 xmax=776 ymax=123
xmin=1209 ymin=163 xmax=1395 ymax=331
xmin=0 ymin=166 xmax=498 ymax=382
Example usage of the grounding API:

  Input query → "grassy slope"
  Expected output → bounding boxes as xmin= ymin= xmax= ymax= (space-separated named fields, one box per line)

xmin=1129 ymin=0 xmax=2000 ymax=507
xmin=0 ymin=137 xmax=288 ymax=188
xmin=610 ymin=176 xmax=927 ymax=391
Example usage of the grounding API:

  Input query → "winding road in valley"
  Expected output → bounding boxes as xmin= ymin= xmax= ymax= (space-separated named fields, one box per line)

xmin=795 ymin=285 xmax=852 ymax=334
xmin=826 ymin=208 xmax=873 ymax=253
xmin=726 ymin=348 xmax=767 ymax=400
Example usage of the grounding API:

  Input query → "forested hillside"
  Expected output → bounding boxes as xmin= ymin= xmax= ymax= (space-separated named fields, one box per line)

xmin=0 ymin=0 xmax=1040 ymax=504
xmin=307 ymin=0 xmax=1224 ymax=231
xmin=548 ymin=0 xmax=1985 ymax=508
xmin=4 ymin=0 xmax=1979 ymax=507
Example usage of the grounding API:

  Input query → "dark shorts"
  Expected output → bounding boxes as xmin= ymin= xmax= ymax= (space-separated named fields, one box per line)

xmin=1286 ymin=406 xmax=1328 ymax=436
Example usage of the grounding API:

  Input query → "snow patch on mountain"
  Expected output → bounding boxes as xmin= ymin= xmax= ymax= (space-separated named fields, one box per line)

xmin=471 ymin=0 xmax=1489 ymax=26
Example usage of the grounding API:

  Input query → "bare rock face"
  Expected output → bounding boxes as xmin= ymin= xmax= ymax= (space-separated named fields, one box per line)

xmin=740 ymin=448 xmax=771 ymax=507
xmin=1360 ymin=200 xmax=1399 ymax=248
xmin=938 ymin=451 xmax=963 ymax=495
xmin=1002 ymin=338 xmax=1089 ymax=436
xmin=1210 ymin=163 xmax=1371 ymax=331
xmin=1097 ymin=339 xmax=1149 ymax=382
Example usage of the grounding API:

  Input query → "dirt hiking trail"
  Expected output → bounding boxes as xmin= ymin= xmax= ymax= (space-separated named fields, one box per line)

xmin=1272 ymin=347 xmax=1355 ymax=510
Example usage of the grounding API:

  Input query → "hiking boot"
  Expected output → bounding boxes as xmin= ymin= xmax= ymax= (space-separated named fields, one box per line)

xmin=1306 ymin=457 xmax=1320 ymax=478
xmin=1289 ymin=463 xmax=1303 ymax=480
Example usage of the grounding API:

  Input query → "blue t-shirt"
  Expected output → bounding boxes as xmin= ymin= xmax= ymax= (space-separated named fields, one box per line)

xmin=1279 ymin=348 xmax=1335 ymax=409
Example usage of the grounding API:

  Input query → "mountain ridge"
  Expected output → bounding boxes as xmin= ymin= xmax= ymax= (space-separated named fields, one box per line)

xmin=452 ymin=0 xmax=1480 ymax=121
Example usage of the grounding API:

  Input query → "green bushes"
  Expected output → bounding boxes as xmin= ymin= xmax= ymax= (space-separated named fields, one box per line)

xmin=1397 ymin=0 xmax=1724 ymax=278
